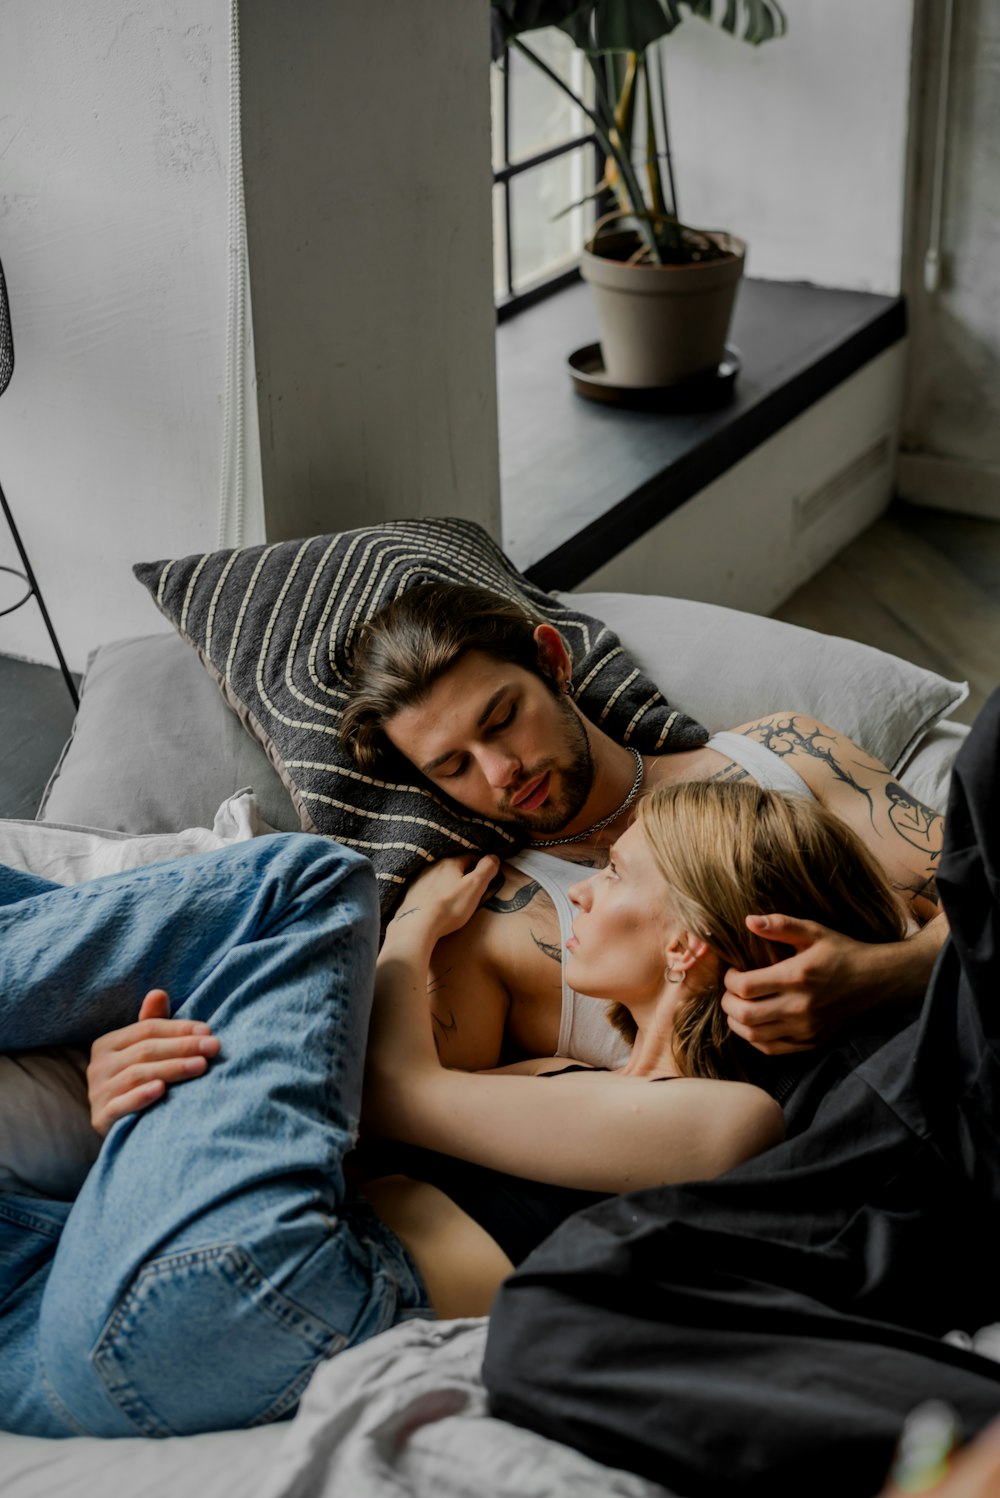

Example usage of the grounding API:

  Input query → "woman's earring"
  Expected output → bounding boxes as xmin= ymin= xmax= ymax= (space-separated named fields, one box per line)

xmin=666 ymin=962 xmax=683 ymax=986
xmin=563 ymin=678 xmax=573 ymax=695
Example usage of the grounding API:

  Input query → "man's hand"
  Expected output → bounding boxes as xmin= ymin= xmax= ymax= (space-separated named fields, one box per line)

xmin=721 ymin=912 xmax=947 ymax=1055
xmin=86 ymin=989 xmax=220 ymax=1137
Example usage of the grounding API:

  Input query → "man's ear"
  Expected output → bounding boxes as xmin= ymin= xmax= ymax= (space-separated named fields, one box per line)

xmin=533 ymin=623 xmax=572 ymax=687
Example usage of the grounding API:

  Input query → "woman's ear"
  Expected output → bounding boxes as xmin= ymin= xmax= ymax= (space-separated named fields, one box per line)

xmin=665 ymin=933 xmax=709 ymax=973
xmin=533 ymin=624 xmax=572 ymax=688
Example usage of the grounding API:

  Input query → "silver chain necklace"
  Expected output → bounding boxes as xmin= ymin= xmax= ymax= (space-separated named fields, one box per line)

xmin=527 ymin=746 xmax=645 ymax=850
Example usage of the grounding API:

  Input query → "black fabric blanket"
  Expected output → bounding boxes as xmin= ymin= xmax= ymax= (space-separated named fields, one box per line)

xmin=483 ymin=687 xmax=1000 ymax=1497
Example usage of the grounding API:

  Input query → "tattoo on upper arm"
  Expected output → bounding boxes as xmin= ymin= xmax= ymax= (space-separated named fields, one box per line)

xmin=531 ymin=931 xmax=563 ymax=964
xmin=884 ymin=782 xmax=943 ymax=861
xmin=744 ymin=716 xmax=877 ymax=822
xmin=708 ymin=762 xmax=750 ymax=784
xmin=899 ymin=871 xmax=941 ymax=908
xmin=485 ymin=880 xmax=543 ymax=915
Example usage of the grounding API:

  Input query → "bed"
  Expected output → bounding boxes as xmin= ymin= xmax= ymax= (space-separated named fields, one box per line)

xmin=0 ymin=533 xmax=971 ymax=1495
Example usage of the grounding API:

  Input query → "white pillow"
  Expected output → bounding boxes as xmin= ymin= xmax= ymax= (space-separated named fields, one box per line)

xmin=567 ymin=591 xmax=968 ymax=784
xmin=0 ymin=792 xmax=274 ymax=1199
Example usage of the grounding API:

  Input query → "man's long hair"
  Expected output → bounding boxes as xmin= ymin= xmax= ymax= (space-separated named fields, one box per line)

xmin=340 ymin=582 xmax=554 ymax=774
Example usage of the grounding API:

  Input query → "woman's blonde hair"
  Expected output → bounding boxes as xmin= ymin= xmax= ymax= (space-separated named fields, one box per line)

xmin=609 ymin=780 xmax=908 ymax=1080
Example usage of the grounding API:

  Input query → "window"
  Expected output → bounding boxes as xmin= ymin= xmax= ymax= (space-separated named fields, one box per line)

xmin=491 ymin=29 xmax=600 ymax=321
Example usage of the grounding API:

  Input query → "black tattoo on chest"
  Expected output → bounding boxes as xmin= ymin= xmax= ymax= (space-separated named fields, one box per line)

xmin=430 ymin=1007 xmax=458 ymax=1057
xmin=485 ymin=880 xmax=544 ymax=915
xmin=531 ymin=931 xmax=563 ymax=964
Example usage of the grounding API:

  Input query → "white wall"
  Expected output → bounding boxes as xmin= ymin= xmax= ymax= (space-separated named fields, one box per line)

xmin=661 ymin=0 xmax=915 ymax=294
xmin=0 ymin=1 xmax=250 ymax=670
xmin=0 ymin=0 xmax=500 ymax=671
xmin=579 ymin=347 xmax=906 ymax=612
xmin=240 ymin=0 xmax=500 ymax=543
xmin=899 ymin=0 xmax=1000 ymax=519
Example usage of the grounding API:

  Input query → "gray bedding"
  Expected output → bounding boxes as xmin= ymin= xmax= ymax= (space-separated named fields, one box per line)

xmin=0 ymin=1320 xmax=673 ymax=1498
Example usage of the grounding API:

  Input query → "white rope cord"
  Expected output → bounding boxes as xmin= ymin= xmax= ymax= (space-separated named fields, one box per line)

xmin=218 ymin=0 xmax=248 ymax=549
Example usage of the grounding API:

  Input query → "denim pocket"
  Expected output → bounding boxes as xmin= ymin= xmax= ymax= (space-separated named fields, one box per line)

xmin=92 ymin=1242 xmax=347 ymax=1437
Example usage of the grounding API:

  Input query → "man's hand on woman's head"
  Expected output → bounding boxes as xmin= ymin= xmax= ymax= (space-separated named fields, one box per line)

xmin=86 ymin=989 xmax=220 ymax=1137
xmin=722 ymin=911 xmax=949 ymax=1055
xmin=720 ymin=915 xmax=868 ymax=1054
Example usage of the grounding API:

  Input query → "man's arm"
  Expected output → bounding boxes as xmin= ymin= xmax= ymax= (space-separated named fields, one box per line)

xmin=722 ymin=911 xmax=948 ymax=1054
xmin=715 ymin=710 xmax=950 ymax=1053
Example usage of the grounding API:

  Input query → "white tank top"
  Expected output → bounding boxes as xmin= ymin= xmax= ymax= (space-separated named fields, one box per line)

xmin=508 ymin=733 xmax=815 ymax=1068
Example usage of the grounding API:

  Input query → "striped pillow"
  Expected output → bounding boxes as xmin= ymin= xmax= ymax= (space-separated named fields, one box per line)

xmin=134 ymin=517 xmax=707 ymax=912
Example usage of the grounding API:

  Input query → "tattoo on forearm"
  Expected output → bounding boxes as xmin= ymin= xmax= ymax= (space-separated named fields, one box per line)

xmin=745 ymin=716 xmax=877 ymax=822
xmin=884 ymin=782 xmax=943 ymax=860
xmin=531 ymin=931 xmax=563 ymax=965
xmin=709 ymin=762 xmax=750 ymax=784
xmin=485 ymin=880 xmax=543 ymax=915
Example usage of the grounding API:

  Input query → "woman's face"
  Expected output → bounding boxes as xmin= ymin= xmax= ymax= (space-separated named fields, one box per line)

xmin=565 ymin=820 xmax=677 ymax=1004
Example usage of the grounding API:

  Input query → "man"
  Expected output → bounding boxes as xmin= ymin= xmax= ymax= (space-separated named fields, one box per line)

xmin=340 ymin=581 xmax=947 ymax=1076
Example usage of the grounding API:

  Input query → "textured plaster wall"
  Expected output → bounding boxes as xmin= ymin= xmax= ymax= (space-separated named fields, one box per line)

xmin=0 ymin=1 xmax=251 ymax=669
xmin=899 ymin=0 xmax=1000 ymax=518
xmin=0 ymin=1 xmax=499 ymax=670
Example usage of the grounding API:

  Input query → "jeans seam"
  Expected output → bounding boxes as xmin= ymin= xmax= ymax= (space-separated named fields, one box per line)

xmin=0 ymin=1200 xmax=66 ymax=1238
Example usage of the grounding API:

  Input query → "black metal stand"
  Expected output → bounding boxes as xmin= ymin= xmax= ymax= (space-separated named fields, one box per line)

xmin=0 ymin=475 xmax=79 ymax=710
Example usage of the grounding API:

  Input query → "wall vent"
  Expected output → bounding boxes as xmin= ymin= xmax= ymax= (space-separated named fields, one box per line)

xmin=794 ymin=434 xmax=892 ymax=532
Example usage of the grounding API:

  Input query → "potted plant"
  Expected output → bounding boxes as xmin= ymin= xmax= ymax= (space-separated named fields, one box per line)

xmin=490 ymin=0 xmax=787 ymax=390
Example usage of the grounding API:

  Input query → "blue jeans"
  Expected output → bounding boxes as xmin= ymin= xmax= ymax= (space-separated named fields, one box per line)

xmin=0 ymin=835 xmax=430 ymax=1438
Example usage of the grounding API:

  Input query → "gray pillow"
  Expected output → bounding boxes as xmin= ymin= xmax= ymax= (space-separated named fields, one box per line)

xmin=569 ymin=591 xmax=968 ymax=778
xmin=39 ymin=633 xmax=300 ymax=834
xmin=132 ymin=518 xmax=708 ymax=911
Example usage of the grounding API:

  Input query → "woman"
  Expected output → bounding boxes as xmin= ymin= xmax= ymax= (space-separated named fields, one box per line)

xmin=353 ymin=780 xmax=908 ymax=1312
xmin=62 ymin=779 xmax=910 ymax=1440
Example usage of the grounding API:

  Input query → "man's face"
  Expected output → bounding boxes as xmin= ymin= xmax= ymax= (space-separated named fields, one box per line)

xmin=383 ymin=650 xmax=595 ymax=834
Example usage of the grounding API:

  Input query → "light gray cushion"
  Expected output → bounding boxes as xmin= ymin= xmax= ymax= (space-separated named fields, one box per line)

xmin=567 ymin=591 xmax=968 ymax=802
xmin=39 ymin=633 xmax=300 ymax=834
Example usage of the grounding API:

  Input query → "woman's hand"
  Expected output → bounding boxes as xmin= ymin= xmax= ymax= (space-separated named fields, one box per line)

xmin=86 ymin=989 xmax=220 ymax=1136
xmin=387 ymin=854 xmax=500 ymax=946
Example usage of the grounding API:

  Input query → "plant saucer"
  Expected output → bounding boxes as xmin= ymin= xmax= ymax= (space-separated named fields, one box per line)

xmin=567 ymin=344 xmax=740 ymax=412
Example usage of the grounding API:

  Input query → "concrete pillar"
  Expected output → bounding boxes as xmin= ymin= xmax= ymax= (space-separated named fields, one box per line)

xmin=239 ymin=0 xmax=501 ymax=542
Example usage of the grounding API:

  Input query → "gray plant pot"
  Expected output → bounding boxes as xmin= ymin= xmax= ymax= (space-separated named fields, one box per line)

xmin=581 ymin=230 xmax=746 ymax=388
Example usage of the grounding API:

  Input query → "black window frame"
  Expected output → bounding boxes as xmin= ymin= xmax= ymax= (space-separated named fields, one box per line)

xmin=493 ymin=49 xmax=602 ymax=324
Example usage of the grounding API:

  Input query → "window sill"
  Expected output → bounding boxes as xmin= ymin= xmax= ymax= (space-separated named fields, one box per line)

xmin=496 ymin=276 xmax=906 ymax=592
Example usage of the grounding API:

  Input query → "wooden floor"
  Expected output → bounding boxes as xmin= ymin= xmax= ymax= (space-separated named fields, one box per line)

xmin=0 ymin=499 xmax=998 ymax=820
xmin=773 ymin=500 xmax=1000 ymax=727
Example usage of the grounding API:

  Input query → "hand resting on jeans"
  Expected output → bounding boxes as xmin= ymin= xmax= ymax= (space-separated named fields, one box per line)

xmin=86 ymin=988 xmax=220 ymax=1136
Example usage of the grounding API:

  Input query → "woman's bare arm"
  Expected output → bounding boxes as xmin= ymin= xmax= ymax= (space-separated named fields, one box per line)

xmin=365 ymin=858 xmax=784 ymax=1194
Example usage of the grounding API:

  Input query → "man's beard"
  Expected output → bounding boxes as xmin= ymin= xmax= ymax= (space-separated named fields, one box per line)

xmin=499 ymin=695 xmax=595 ymax=836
